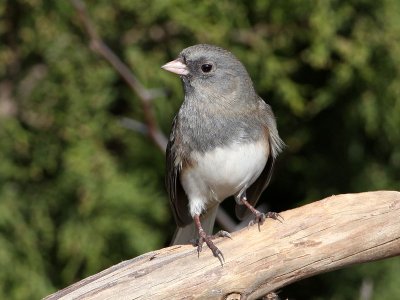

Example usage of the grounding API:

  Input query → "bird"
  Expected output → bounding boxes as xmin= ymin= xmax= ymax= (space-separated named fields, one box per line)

xmin=162 ymin=44 xmax=284 ymax=264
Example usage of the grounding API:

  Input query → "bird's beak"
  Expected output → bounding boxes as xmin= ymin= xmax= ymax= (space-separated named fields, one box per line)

xmin=161 ymin=59 xmax=189 ymax=76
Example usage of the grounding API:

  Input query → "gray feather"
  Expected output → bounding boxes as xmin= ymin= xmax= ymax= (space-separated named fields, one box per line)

xmin=165 ymin=44 xmax=284 ymax=242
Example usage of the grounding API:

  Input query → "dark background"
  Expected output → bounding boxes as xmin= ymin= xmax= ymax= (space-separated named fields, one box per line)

xmin=0 ymin=0 xmax=399 ymax=298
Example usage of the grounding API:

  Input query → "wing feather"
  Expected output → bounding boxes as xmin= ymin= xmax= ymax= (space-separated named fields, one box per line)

xmin=235 ymin=98 xmax=283 ymax=220
xmin=166 ymin=116 xmax=193 ymax=227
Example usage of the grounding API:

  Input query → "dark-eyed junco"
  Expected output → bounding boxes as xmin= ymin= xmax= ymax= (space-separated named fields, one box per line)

xmin=162 ymin=44 xmax=284 ymax=264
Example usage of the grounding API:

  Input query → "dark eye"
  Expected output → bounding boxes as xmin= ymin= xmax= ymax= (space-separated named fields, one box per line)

xmin=201 ymin=64 xmax=213 ymax=73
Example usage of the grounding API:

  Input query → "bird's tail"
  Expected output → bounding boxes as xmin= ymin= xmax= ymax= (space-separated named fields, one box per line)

xmin=171 ymin=204 xmax=219 ymax=245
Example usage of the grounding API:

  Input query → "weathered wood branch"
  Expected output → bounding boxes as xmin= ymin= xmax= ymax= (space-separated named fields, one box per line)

xmin=45 ymin=191 xmax=400 ymax=300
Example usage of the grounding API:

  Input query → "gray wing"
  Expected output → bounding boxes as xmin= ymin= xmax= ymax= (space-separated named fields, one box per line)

xmin=166 ymin=116 xmax=192 ymax=227
xmin=235 ymin=99 xmax=283 ymax=220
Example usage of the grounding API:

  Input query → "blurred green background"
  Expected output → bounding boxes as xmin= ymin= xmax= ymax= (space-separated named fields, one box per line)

xmin=1 ymin=0 xmax=399 ymax=299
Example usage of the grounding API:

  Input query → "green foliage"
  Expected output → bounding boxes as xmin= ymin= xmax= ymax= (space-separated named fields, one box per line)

xmin=0 ymin=0 xmax=399 ymax=299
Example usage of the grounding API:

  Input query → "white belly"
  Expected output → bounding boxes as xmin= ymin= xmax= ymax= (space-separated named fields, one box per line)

xmin=180 ymin=140 xmax=269 ymax=217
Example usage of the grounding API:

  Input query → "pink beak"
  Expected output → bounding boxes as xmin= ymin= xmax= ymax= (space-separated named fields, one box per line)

xmin=161 ymin=59 xmax=189 ymax=76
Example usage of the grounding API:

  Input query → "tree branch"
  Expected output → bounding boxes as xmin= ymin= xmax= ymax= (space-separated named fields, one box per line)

xmin=70 ymin=0 xmax=167 ymax=152
xmin=45 ymin=191 xmax=400 ymax=300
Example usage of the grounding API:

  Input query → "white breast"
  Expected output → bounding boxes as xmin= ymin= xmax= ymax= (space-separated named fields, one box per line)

xmin=180 ymin=139 xmax=269 ymax=217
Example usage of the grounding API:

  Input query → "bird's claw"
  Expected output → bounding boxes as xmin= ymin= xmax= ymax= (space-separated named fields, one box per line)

xmin=266 ymin=211 xmax=284 ymax=223
xmin=196 ymin=238 xmax=203 ymax=257
xmin=212 ymin=247 xmax=225 ymax=266
xmin=213 ymin=230 xmax=232 ymax=240
xmin=249 ymin=211 xmax=283 ymax=231
xmin=248 ymin=212 xmax=266 ymax=231
xmin=196 ymin=232 xmax=228 ymax=266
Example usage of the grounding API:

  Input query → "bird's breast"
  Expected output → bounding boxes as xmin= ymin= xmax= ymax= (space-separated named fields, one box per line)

xmin=180 ymin=138 xmax=269 ymax=206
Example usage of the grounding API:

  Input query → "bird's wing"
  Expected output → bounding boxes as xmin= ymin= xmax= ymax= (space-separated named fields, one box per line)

xmin=235 ymin=99 xmax=283 ymax=220
xmin=166 ymin=116 xmax=193 ymax=227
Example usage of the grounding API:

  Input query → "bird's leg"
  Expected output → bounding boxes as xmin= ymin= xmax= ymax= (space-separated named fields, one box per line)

xmin=239 ymin=193 xmax=283 ymax=231
xmin=193 ymin=214 xmax=230 ymax=266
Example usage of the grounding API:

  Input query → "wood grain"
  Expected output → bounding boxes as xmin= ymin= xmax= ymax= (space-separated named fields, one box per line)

xmin=45 ymin=191 xmax=400 ymax=300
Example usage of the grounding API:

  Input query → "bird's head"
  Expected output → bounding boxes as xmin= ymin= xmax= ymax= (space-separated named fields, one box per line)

xmin=162 ymin=44 xmax=256 ymax=105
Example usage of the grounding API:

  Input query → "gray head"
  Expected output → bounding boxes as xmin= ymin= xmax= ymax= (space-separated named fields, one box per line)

xmin=162 ymin=44 xmax=257 ymax=107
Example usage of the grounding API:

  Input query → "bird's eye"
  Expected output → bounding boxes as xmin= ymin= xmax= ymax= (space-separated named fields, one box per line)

xmin=201 ymin=64 xmax=213 ymax=73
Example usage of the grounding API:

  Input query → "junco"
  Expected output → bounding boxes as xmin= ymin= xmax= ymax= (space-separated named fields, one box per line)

xmin=162 ymin=44 xmax=284 ymax=264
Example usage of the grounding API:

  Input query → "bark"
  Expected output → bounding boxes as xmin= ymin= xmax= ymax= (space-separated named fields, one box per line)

xmin=45 ymin=191 xmax=400 ymax=300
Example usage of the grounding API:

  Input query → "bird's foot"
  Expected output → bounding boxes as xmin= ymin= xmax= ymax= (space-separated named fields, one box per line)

xmin=248 ymin=211 xmax=283 ymax=231
xmin=212 ymin=230 xmax=232 ymax=240
xmin=240 ymin=196 xmax=283 ymax=231
xmin=193 ymin=215 xmax=232 ymax=266
xmin=197 ymin=232 xmax=224 ymax=266
xmin=265 ymin=211 xmax=284 ymax=223
xmin=193 ymin=230 xmax=232 ymax=248
xmin=195 ymin=230 xmax=231 ymax=266
xmin=248 ymin=211 xmax=266 ymax=230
